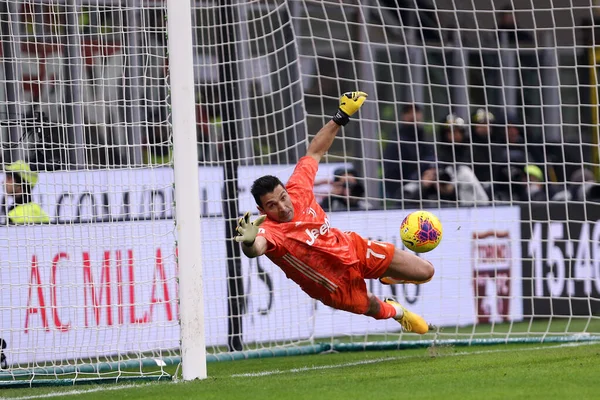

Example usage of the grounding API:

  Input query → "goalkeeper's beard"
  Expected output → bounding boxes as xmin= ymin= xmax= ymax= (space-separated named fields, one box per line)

xmin=278 ymin=208 xmax=294 ymax=223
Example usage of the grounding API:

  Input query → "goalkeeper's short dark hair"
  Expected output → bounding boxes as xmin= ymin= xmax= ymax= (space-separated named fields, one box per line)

xmin=251 ymin=175 xmax=285 ymax=207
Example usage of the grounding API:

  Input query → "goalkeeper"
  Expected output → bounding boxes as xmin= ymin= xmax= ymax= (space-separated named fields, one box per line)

xmin=235 ymin=91 xmax=434 ymax=334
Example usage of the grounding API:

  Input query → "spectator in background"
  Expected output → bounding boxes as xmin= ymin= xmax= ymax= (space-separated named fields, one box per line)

xmin=500 ymin=114 xmax=546 ymax=167
xmin=143 ymin=108 xmax=172 ymax=166
xmin=492 ymin=114 xmax=537 ymax=202
xmin=320 ymin=167 xmax=372 ymax=212
xmin=436 ymin=113 xmax=471 ymax=169
xmin=509 ymin=164 xmax=550 ymax=202
xmin=403 ymin=162 xmax=489 ymax=209
xmin=522 ymin=164 xmax=550 ymax=202
xmin=429 ymin=113 xmax=489 ymax=206
xmin=383 ymin=104 xmax=434 ymax=200
xmin=403 ymin=164 xmax=456 ymax=209
xmin=196 ymin=87 xmax=223 ymax=163
xmin=470 ymin=108 xmax=498 ymax=185
xmin=496 ymin=5 xmax=534 ymax=46
xmin=3 ymin=160 xmax=50 ymax=225
xmin=566 ymin=168 xmax=600 ymax=203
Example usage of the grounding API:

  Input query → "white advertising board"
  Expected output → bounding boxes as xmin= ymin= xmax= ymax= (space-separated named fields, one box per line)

xmin=1 ymin=164 xmax=348 ymax=223
xmin=241 ymin=206 xmax=523 ymax=340
xmin=0 ymin=206 xmax=522 ymax=365
xmin=0 ymin=221 xmax=185 ymax=366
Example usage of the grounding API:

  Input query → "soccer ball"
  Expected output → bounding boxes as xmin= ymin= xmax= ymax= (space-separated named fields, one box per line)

xmin=400 ymin=210 xmax=443 ymax=253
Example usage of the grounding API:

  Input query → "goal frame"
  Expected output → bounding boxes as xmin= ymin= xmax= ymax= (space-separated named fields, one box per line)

xmin=167 ymin=0 xmax=207 ymax=382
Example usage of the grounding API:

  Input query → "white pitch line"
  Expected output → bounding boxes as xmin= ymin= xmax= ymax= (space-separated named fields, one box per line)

xmin=230 ymin=341 xmax=598 ymax=378
xmin=230 ymin=355 xmax=430 ymax=378
xmin=231 ymin=356 xmax=400 ymax=377
xmin=0 ymin=382 xmax=159 ymax=400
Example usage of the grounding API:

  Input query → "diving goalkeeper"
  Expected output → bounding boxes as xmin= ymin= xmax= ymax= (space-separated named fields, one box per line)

xmin=234 ymin=91 xmax=434 ymax=334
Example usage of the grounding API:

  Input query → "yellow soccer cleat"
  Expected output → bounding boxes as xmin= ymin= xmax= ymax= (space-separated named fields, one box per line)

xmin=384 ymin=298 xmax=429 ymax=335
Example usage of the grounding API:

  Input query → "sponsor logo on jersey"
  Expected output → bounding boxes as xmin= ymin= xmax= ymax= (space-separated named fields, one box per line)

xmin=304 ymin=217 xmax=331 ymax=246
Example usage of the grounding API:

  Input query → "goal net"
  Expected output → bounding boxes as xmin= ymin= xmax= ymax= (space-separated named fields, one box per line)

xmin=1 ymin=0 xmax=600 ymax=387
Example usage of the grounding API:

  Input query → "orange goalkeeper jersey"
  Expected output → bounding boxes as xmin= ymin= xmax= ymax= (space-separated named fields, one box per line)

xmin=257 ymin=156 xmax=365 ymax=303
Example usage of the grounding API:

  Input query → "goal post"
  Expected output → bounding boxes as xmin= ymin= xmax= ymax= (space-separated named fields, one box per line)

xmin=0 ymin=0 xmax=208 ymax=387
xmin=167 ymin=0 xmax=206 ymax=382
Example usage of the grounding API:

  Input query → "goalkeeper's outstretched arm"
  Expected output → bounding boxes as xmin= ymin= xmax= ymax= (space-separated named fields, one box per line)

xmin=241 ymin=236 xmax=267 ymax=258
xmin=306 ymin=91 xmax=367 ymax=163
xmin=234 ymin=212 xmax=268 ymax=258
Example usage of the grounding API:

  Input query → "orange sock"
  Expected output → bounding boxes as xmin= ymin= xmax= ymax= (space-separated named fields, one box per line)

xmin=372 ymin=299 xmax=397 ymax=320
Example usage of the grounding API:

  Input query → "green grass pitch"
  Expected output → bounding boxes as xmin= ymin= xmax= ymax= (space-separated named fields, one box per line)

xmin=2 ymin=341 xmax=599 ymax=400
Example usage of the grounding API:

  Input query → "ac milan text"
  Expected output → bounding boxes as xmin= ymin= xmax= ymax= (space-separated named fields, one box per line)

xmin=23 ymin=248 xmax=178 ymax=333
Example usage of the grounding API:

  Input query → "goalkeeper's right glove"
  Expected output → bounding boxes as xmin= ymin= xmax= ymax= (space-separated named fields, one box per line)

xmin=332 ymin=91 xmax=368 ymax=126
xmin=234 ymin=211 xmax=266 ymax=246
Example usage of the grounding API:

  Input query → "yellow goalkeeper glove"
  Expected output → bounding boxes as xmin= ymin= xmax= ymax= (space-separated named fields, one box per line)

xmin=234 ymin=211 xmax=267 ymax=246
xmin=332 ymin=91 xmax=368 ymax=126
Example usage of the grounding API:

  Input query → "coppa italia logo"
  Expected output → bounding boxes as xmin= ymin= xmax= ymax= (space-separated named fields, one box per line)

xmin=21 ymin=248 xmax=178 ymax=333
xmin=471 ymin=231 xmax=512 ymax=324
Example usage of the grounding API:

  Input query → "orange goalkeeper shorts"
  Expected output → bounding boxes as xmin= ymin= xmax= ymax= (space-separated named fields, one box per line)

xmin=324 ymin=232 xmax=395 ymax=315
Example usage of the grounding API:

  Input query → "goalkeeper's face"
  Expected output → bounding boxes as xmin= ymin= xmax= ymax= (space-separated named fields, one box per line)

xmin=258 ymin=185 xmax=295 ymax=223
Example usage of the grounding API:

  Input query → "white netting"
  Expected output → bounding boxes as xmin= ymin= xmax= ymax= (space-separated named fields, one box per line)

xmin=0 ymin=0 xmax=176 ymax=384
xmin=197 ymin=0 xmax=600 ymax=354
xmin=1 ymin=0 xmax=600 ymax=385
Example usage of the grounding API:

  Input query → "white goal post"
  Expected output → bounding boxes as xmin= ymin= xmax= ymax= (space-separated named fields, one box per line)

xmin=0 ymin=0 xmax=599 ymax=388
xmin=167 ymin=0 xmax=206 ymax=382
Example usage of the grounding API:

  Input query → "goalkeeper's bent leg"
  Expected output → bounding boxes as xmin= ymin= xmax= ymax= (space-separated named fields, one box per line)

xmin=379 ymin=249 xmax=435 ymax=285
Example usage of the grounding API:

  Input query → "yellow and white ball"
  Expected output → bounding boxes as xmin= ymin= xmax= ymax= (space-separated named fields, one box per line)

xmin=400 ymin=210 xmax=443 ymax=253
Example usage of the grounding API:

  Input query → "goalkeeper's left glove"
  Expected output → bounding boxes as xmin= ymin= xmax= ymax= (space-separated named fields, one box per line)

xmin=332 ymin=91 xmax=368 ymax=126
xmin=234 ymin=211 xmax=266 ymax=246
